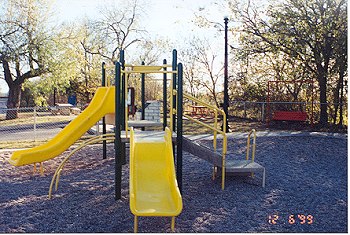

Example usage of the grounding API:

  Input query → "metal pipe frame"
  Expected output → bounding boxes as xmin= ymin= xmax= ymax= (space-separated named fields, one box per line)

xmin=102 ymin=62 xmax=107 ymax=159
xmin=115 ymin=62 xmax=123 ymax=200
xmin=48 ymin=134 xmax=115 ymax=199
xmin=141 ymin=61 xmax=146 ymax=131
xmin=176 ymin=63 xmax=183 ymax=192
xmin=174 ymin=91 xmax=228 ymax=190
xmin=163 ymin=59 xmax=168 ymax=131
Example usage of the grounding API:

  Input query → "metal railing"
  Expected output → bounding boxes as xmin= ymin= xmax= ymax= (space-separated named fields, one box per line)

xmin=172 ymin=91 xmax=228 ymax=190
xmin=48 ymin=133 xmax=115 ymax=199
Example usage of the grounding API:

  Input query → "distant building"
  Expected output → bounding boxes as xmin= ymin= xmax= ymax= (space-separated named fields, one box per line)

xmin=0 ymin=89 xmax=9 ymax=110
xmin=0 ymin=81 xmax=9 ymax=110
xmin=0 ymin=97 xmax=7 ymax=114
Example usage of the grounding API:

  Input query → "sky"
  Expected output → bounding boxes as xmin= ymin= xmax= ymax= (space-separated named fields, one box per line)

xmin=0 ymin=0 xmax=230 ymax=96
xmin=51 ymin=0 xmax=226 ymax=39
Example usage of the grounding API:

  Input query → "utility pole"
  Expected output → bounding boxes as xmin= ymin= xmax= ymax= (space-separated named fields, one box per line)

xmin=223 ymin=17 xmax=229 ymax=133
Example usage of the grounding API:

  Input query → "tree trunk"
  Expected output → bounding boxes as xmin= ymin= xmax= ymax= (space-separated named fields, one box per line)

xmin=6 ymin=84 xmax=22 ymax=120
xmin=2 ymin=58 xmax=22 ymax=120
xmin=338 ymin=65 xmax=346 ymax=127
xmin=318 ymin=74 xmax=328 ymax=125
xmin=333 ymin=76 xmax=341 ymax=125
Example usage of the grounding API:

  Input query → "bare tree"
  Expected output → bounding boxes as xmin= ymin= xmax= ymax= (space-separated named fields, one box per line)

xmin=84 ymin=0 xmax=146 ymax=63
xmin=189 ymin=38 xmax=224 ymax=107
xmin=0 ymin=0 xmax=54 ymax=119
xmin=236 ymin=0 xmax=347 ymax=125
xmin=179 ymin=47 xmax=202 ymax=98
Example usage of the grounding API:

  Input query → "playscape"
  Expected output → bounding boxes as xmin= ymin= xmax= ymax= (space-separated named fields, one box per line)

xmin=2 ymin=49 xmax=347 ymax=233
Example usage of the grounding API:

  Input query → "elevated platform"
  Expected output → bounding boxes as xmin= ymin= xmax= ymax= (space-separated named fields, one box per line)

xmin=121 ymin=130 xmax=177 ymax=143
xmin=89 ymin=121 xmax=164 ymax=136
xmin=128 ymin=120 xmax=163 ymax=128
xmin=183 ymin=136 xmax=265 ymax=187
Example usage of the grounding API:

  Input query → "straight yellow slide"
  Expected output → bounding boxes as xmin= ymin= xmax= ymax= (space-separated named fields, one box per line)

xmin=8 ymin=87 xmax=115 ymax=166
xmin=129 ymin=127 xmax=182 ymax=232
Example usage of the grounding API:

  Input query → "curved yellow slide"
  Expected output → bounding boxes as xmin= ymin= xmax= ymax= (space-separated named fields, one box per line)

xmin=8 ymin=87 xmax=115 ymax=166
xmin=129 ymin=127 xmax=182 ymax=232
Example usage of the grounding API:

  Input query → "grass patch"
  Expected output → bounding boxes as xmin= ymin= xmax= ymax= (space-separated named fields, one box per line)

xmin=0 ymin=134 xmax=101 ymax=150
xmin=0 ymin=140 xmax=49 ymax=149
xmin=0 ymin=113 xmax=76 ymax=126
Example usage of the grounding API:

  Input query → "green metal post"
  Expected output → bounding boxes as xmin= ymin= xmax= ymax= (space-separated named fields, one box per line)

xmin=223 ymin=17 xmax=230 ymax=133
xmin=102 ymin=62 xmax=107 ymax=159
xmin=163 ymin=59 xmax=167 ymax=130
xmin=176 ymin=63 xmax=183 ymax=192
xmin=120 ymin=50 xmax=126 ymax=130
xmin=172 ymin=49 xmax=177 ymax=132
xmin=114 ymin=62 xmax=122 ymax=200
xmin=141 ymin=61 xmax=146 ymax=131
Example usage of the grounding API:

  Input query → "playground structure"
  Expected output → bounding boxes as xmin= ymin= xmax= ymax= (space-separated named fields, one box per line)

xmin=8 ymin=49 xmax=265 ymax=232
xmin=267 ymin=80 xmax=314 ymax=126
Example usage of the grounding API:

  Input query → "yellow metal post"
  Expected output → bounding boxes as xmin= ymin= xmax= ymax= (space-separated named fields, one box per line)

xmin=169 ymin=79 xmax=174 ymax=132
xmin=171 ymin=217 xmax=175 ymax=232
xmin=125 ymin=73 xmax=129 ymax=138
xmin=134 ymin=215 xmax=138 ymax=233
xmin=40 ymin=162 xmax=44 ymax=176
xmin=252 ymin=129 xmax=256 ymax=162
xmin=221 ymin=154 xmax=226 ymax=190
xmin=213 ymin=110 xmax=218 ymax=151
xmin=48 ymin=134 xmax=115 ymax=199
xmin=246 ymin=136 xmax=251 ymax=160
xmin=212 ymin=166 xmax=217 ymax=180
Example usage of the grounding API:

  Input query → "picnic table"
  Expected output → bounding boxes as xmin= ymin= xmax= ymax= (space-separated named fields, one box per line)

xmin=190 ymin=105 xmax=208 ymax=118
xmin=51 ymin=103 xmax=73 ymax=115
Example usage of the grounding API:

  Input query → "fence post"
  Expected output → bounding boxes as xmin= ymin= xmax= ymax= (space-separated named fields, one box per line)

xmin=96 ymin=122 xmax=100 ymax=136
xmin=261 ymin=103 xmax=265 ymax=122
xmin=33 ymin=107 xmax=37 ymax=142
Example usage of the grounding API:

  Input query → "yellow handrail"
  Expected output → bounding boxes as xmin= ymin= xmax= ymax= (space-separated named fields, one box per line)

xmin=122 ymin=70 xmax=178 ymax=74
xmin=124 ymin=64 xmax=173 ymax=69
xmin=246 ymin=129 xmax=256 ymax=162
xmin=172 ymin=91 xmax=228 ymax=190
xmin=48 ymin=133 xmax=115 ymax=199
xmin=104 ymin=64 xmax=173 ymax=70
xmin=119 ymin=64 xmax=178 ymax=137
xmin=170 ymin=79 xmax=175 ymax=132
xmin=183 ymin=93 xmax=226 ymax=117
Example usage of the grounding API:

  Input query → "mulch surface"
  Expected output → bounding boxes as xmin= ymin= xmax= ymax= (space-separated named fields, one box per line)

xmin=0 ymin=134 xmax=347 ymax=233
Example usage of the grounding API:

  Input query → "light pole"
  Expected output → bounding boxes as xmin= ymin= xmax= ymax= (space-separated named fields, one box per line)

xmin=223 ymin=17 xmax=229 ymax=133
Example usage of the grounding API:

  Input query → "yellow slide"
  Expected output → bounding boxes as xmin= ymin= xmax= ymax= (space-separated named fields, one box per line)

xmin=8 ymin=87 xmax=115 ymax=166
xmin=129 ymin=127 xmax=182 ymax=232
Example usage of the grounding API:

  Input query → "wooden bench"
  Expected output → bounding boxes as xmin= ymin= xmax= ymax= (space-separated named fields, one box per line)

xmin=273 ymin=111 xmax=308 ymax=121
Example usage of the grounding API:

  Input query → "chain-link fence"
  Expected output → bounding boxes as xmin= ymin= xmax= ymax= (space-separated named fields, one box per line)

xmin=229 ymin=101 xmax=348 ymax=125
xmin=1 ymin=101 xmax=347 ymax=149
xmin=0 ymin=106 xmax=95 ymax=149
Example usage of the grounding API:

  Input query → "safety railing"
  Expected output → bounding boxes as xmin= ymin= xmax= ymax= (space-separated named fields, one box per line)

xmin=103 ymin=63 xmax=179 ymax=138
xmin=122 ymin=64 xmax=177 ymax=138
xmin=246 ymin=129 xmax=257 ymax=178
xmin=171 ymin=90 xmax=228 ymax=190
xmin=48 ymin=133 xmax=115 ymax=199
xmin=246 ymin=129 xmax=257 ymax=162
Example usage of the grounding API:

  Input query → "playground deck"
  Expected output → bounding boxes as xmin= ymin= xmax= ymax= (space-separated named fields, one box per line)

xmin=119 ymin=130 xmax=177 ymax=143
xmin=183 ymin=136 xmax=265 ymax=188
